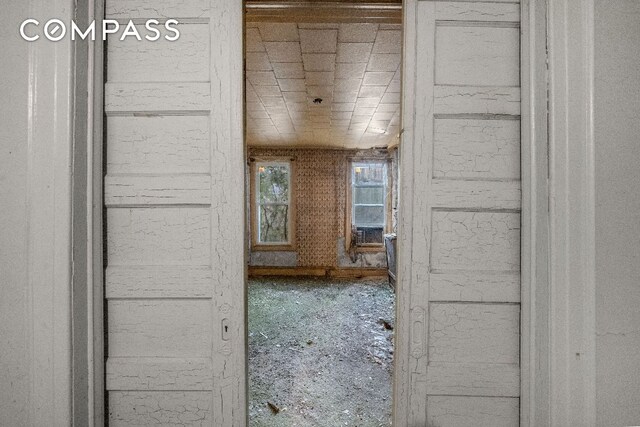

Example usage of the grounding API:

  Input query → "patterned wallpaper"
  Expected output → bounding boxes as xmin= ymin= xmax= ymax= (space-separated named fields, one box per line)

xmin=248 ymin=148 xmax=390 ymax=267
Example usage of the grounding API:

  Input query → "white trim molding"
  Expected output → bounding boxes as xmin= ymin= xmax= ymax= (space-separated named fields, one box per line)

xmin=87 ymin=0 xmax=105 ymax=425
xmin=26 ymin=0 xmax=77 ymax=424
xmin=520 ymin=0 xmax=552 ymax=425
xmin=210 ymin=1 xmax=247 ymax=424
xmin=392 ymin=0 xmax=418 ymax=423
xmin=547 ymin=0 xmax=597 ymax=425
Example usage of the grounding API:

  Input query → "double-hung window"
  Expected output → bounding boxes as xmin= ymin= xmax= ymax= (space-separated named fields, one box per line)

xmin=253 ymin=161 xmax=293 ymax=247
xmin=351 ymin=161 xmax=387 ymax=246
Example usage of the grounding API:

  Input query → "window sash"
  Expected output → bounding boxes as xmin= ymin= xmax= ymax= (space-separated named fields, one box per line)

xmin=257 ymin=162 xmax=290 ymax=204
xmin=256 ymin=161 xmax=291 ymax=245
xmin=351 ymin=161 xmax=387 ymax=233
xmin=258 ymin=202 xmax=289 ymax=207
xmin=353 ymin=206 xmax=385 ymax=227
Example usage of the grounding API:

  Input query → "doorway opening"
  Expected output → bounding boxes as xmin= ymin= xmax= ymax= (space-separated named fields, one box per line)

xmin=244 ymin=3 xmax=402 ymax=425
xmin=95 ymin=0 xmax=544 ymax=424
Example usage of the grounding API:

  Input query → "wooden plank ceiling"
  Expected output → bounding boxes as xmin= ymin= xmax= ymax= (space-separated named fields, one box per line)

xmin=245 ymin=2 xmax=402 ymax=149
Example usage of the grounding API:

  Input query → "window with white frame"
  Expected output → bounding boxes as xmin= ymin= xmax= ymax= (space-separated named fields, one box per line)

xmin=254 ymin=161 xmax=292 ymax=245
xmin=351 ymin=161 xmax=387 ymax=245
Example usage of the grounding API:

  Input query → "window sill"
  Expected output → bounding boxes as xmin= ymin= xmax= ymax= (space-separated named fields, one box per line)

xmin=355 ymin=245 xmax=385 ymax=253
xmin=252 ymin=244 xmax=296 ymax=252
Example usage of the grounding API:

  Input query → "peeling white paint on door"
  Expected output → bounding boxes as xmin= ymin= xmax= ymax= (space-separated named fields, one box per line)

xmin=104 ymin=0 xmax=245 ymax=425
xmin=395 ymin=1 xmax=522 ymax=425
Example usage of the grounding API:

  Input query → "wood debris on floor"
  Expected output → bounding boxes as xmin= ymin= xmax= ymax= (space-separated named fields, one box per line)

xmin=248 ymin=277 xmax=395 ymax=426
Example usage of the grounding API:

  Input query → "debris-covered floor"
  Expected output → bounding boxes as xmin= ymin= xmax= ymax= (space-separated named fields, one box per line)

xmin=248 ymin=277 xmax=395 ymax=427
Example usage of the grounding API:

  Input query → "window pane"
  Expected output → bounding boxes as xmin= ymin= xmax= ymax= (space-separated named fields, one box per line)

xmin=259 ymin=205 xmax=289 ymax=243
xmin=353 ymin=163 xmax=385 ymax=185
xmin=354 ymin=205 xmax=385 ymax=227
xmin=258 ymin=165 xmax=289 ymax=203
xmin=354 ymin=186 xmax=384 ymax=204
xmin=351 ymin=162 xmax=386 ymax=245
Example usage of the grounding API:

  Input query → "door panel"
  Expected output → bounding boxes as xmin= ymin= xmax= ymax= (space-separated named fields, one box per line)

xmin=107 ymin=24 xmax=211 ymax=83
xmin=427 ymin=396 xmax=520 ymax=427
xmin=109 ymin=392 xmax=214 ymax=426
xmin=433 ymin=118 xmax=520 ymax=179
xmin=104 ymin=1 xmax=245 ymax=425
xmin=399 ymin=1 xmax=522 ymax=425
xmin=108 ymin=300 xmax=212 ymax=357
xmin=428 ymin=303 xmax=520 ymax=364
xmin=435 ymin=26 xmax=520 ymax=86
xmin=106 ymin=116 xmax=211 ymax=174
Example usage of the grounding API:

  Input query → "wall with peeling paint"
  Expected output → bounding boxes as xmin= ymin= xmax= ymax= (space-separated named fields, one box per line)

xmin=594 ymin=1 xmax=640 ymax=424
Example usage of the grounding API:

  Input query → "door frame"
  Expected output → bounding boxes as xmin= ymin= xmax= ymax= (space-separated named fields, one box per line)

xmin=73 ymin=0 xmax=597 ymax=425
xmin=519 ymin=0 xmax=552 ymax=424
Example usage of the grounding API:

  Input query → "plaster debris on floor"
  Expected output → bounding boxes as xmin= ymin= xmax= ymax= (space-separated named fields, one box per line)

xmin=248 ymin=277 xmax=395 ymax=427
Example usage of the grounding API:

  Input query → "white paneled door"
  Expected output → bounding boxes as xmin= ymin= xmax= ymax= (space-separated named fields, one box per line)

xmin=396 ymin=1 xmax=522 ymax=425
xmin=103 ymin=0 xmax=245 ymax=425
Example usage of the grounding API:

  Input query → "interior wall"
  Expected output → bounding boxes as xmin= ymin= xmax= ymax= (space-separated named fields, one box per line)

xmin=248 ymin=148 xmax=394 ymax=269
xmin=0 ymin=3 xmax=31 ymax=425
xmin=594 ymin=1 xmax=640 ymax=424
